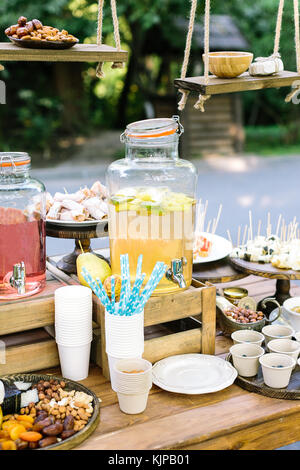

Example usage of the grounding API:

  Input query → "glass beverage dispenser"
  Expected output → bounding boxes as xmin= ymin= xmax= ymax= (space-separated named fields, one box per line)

xmin=0 ymin=153 xmax=46 ymax=300
xmin=106 ymin=116 xmax=197 ymax=294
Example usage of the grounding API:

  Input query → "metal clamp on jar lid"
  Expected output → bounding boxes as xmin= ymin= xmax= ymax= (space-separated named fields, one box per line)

xmin=121 ymin=115 xmax=184 ymax=142
xmin=0 ymin=152 xmax=31 ymax=175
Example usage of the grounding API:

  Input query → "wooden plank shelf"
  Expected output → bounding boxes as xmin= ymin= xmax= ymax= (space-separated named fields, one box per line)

xmin=174 ymin=71 xmax=300 ymax=96
xmin=0 ymin=42 xmax=128 ymax=63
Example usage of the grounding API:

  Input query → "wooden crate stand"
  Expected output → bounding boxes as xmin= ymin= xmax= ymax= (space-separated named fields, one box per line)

xmin=93 ymin=280 xmax=216 ymax=380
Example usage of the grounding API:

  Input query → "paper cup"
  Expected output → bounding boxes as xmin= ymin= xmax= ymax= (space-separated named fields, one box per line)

xmin=231 ymin=330 xmax=265 ymax=346
xmin=267 ymin=339 xmax=300 ymax=367
xmin=117 ymin=391 xmax=150 ymax=414
xmin=230 ymin=343 xmax=264 ymax=377
xmin=105 ymin=309 xmax=144 ymax=358
xmin=262 ymin=325 xmax=294 ymax=347
xmin=108 ymin=354 xmax=143 ymax=390
xmin=259 ymin=353 xmax=295 ymax=388
xmin=55 ymin=285 xmax=92 ymax=299
xmin=113 ymin=358 xmax=152 ymax=393
xmin=57 ymin=342 xmax=91 ymax=381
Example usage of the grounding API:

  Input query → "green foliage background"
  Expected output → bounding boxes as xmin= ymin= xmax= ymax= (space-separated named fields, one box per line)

xmin=0 ymin=0 xmax=299 ymax=159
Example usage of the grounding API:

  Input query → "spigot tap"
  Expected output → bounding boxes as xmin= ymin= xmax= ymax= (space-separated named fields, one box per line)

xmin=10 ymin=262 xmax=26 ymax=295
xmin=165 ymin=258 xmax=187 ymax=288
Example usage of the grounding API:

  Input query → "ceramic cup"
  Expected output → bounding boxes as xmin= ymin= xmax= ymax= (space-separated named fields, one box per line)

xmin=231 ymin=330 xmax=265 ymax=346
xmin=262 ymin=324 xmax=294 ymax=347
xmin=267 ymin=339 xmax=300 ymax=368
xmin=229 ymin=343 xmax=264 ymax=377
xmin=259 ymin=353 xmax=295 ymax=388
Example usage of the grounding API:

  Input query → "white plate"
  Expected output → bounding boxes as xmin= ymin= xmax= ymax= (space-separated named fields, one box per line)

xmin=152 ymin=353 xmax=237 ymax=394
xmin=193 ymin=232 xmax=232 ymax=264
xmin=46 ymin=218 xmax=108 ymax=228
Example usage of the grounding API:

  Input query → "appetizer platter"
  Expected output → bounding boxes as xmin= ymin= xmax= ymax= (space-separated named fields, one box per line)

xmin=45 ymin=181 xmax=108 ymax=226
xmin=193 ymin=201 xmax=232 ymax=263
xmin=5 ymin=17 xmax=79 ymax=50
xmin=0 ymin=374 xmax=100 ymax=450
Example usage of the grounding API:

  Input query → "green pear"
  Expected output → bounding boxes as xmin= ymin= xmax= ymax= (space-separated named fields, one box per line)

xmin=77 ymin=252 xmax=111 ymax=287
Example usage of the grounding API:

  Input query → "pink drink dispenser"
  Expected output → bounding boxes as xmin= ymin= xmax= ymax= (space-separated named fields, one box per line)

xmin=0 ymin=153 xmax=46 ymax=300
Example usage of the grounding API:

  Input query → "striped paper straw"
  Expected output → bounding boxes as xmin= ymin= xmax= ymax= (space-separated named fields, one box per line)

xmin=125 ymin=273 xmax=146 ymax=316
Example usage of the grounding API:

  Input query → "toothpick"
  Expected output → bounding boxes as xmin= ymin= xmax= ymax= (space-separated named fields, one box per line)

xmin=242 ymin=224 xmax=248 ymax=246
xmin=257 ymin=220 xmax=262 ymax=237
xmin=237 ymin=225 xmax=241 ymax=248
xmin=275 ymin=214 xmax=282 ymax=237
xmin=212 ymin=204 xmax=223 ymax=235
xmin=267 ymin=212 xmax=271 ymax=237
xmin=249 ymin=210 xmax=253 ymax=241
xmin=227 ymin=229 xmax=233 ymax=245
xmin=206 ymin=219 xmax=212 ymax=233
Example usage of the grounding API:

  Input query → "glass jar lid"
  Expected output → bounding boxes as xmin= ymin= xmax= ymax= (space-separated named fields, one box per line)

xmin=0 ymin=152 xmax=31 ymax=173
xmin=121 ymin=116 xmax=183 ymax=141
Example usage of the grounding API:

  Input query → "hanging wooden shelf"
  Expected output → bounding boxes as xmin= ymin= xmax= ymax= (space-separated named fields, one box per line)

xmin=174 ymin=71 xmax=300 ymax=96
xmin=0 ymin=42 xmax=128 ymax=63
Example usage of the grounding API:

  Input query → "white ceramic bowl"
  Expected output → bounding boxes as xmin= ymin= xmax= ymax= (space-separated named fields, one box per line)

xmin=283 ymin=297 xmax=300 ymax=332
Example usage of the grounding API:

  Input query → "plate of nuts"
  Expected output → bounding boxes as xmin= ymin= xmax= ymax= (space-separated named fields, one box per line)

xmin=5 ymin=16 xmax=79 ymax=50
xmin=0 ymin=373 xmax=101 ymax=450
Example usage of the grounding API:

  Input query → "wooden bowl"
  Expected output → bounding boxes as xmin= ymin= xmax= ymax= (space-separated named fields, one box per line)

xmin=203 ymin=51 xmax=253 ymax=78
xmin=1 ymin=373 xmax=100 ymax=450
xmin=8 ymin=36 xmax=79 ymax=50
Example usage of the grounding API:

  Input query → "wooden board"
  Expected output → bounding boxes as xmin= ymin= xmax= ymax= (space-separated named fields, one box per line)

xmin=0 ymin=43 xmax=128 ymax=63
xmin=193 ymin=256 xmax=247 ymax=283
xmin=0 ymin=277 xmax=60 ymax=335
xmin=227 ymin=353 xmax=300 ymax=400
xmin=230 ymin=256 xmax=300 ymax=280
xmin=174 ymin=71 xmax=300 ymax=96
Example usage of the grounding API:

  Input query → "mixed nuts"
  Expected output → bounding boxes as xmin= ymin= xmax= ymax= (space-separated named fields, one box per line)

xmin=5 ymin=17 xmax=78 ymax=43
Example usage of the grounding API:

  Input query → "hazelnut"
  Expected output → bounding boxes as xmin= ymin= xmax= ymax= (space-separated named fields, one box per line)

xmin=18 ymin=16 xmax=27 ymax=26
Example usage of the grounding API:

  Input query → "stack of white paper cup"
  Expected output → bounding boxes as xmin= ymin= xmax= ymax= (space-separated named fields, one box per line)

xmin=55 ymin=285 xmax=93 ymax=381
xmin=105 ymin=309 xmax=145 ymax=389
xmin=114 ymin=358 xmax=152 ymax=414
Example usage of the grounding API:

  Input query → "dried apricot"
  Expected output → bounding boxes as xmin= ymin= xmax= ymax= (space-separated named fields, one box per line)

xmin=16 ymin=414 xmax=34 ymax=424
xmin=9 ymin=424 xmax=26 ymax=441
xmin=0 ymin=440 xmax=17 ymax=450
xmin=19 ymin=431 xmax=42 ymax=442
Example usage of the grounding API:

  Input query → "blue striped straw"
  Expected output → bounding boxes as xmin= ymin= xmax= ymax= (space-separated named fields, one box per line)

xmin=81 ymin=268 xmax=113 ymax=314
xmin=95 ymin=276 xmax=113 ymax=313
xmin=136 ymin=254 xmax=143 ymax=278
xmin=135 ymin=263 xmax=167 ymax=312
xmin=125 ymin=273 xmax=146 ymax=316
xmin=111 ymin=276 xmax=115 ymax=313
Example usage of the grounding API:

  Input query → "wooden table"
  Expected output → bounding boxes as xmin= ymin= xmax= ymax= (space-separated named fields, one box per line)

xmin=40 ymin=275 xmax=300 ymax=450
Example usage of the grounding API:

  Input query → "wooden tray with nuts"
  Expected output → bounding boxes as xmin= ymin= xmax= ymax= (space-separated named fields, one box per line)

xmin=5 ymin=17 xmax=79 ymax=50
xmin=0 ymin=373 xmax=100 ymax=450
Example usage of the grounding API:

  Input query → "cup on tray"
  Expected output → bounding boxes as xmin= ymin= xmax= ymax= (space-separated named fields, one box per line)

xmin=262 ymin=324 xmax=294 ymax=347
xmin=113 ymin=358 xmax=153 ymax=414
xmin=259 ymin=353 xmax=295 ymax=388
xmin=267 ymin=339 xmax=300 ymax=368
xmin=231 ymin=330 xmax=265 ymax=346
xmin=229 ymin=343 xmax=265 ymax=377
xmin=55 ymin=285 xmax=93 ymax=381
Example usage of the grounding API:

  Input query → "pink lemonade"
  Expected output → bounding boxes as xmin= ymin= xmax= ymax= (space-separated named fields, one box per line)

xmin=0 ymin=207 xmax=46 ymax=300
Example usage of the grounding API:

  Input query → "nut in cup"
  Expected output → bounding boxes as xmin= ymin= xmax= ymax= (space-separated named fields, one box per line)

xmin=259 ymin=353 xmax=295 ymax=388
xmin=230 ymin=343 xmax=265 ymax=377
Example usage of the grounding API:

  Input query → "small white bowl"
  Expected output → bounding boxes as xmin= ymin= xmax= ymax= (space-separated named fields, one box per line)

xmin=262 ymin=324 xmax=294 ymax=346
xmin=259 ymin=353 xmax=295 ymax=388
xmin=283 ymin=297 xmax=300 ymax=332
xmin=230 ymin=343 xmax=264 ymax=377
xmin=267 ymin=338 xmax=300 ymax=368
xmin=231 ymin=330 xmax=264 ymax=346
